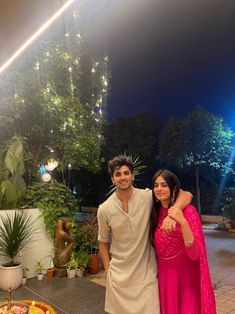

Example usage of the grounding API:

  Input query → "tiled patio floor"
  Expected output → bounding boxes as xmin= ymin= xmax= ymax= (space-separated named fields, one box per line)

xmin=0 ymin=230 xmax=234 ymax=313
xmin=205 ymin=230 xmax=235 ymax=314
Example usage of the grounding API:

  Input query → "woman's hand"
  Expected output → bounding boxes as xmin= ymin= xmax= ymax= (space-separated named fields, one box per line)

xmin=168 ymin=206 xmax=186 ymax=226
xmin=161 ymin=216 xmax=176 ymax=233
xmin=168 ymin=206 xmax=196 ymax=252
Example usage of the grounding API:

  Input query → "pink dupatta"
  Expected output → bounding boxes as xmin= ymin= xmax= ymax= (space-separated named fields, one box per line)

xmin=155 ymin=205 xmax=216 ymax=314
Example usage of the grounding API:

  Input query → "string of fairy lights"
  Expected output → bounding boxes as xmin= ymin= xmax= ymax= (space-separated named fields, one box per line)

xmin=13 ymin=9 xmax=110 ymax=182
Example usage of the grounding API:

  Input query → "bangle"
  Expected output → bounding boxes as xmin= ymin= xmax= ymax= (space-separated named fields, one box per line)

xmin=184 ymin=239 xmax=194 ymax=247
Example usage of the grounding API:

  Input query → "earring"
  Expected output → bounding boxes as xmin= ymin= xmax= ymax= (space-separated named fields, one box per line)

xmin=171 ymin=189 xmax=176 ymax=204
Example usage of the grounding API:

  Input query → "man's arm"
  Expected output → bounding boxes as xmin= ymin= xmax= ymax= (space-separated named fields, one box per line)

xmin=173 ymin=189 xmax=193 ymax=210
xmin=99 ymin=241 xmax=110 ymax=271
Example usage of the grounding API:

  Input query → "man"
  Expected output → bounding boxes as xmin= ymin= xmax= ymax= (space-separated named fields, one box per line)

xmin=97 ymin=155 xmax=192 ymax=314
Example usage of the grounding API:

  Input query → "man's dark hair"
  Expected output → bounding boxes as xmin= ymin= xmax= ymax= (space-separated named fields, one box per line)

xmin=108 ymin=155 xmax=134 ymax=177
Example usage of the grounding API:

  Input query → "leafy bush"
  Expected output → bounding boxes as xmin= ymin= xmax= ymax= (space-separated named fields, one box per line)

xmin=22 ymin=181 xmax=78 ymax=237
xmin=221 ymin=187 xmax=235 ymax=221
xmin=0 ymin=138 xmax=26 ymax=209
xmin=67 ymin=251 xmax=90 ymax=271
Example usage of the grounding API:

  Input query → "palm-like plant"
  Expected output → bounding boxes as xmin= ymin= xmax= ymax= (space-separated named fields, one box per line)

xmin=0 ymin=211 xmax=38 ymax=266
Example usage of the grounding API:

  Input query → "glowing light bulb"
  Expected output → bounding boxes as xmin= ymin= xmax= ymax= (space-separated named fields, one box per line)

xmin=104 ymin=80 xmax=108 ymax=86
xmin=42 ymin=173 xmax=51 ymax=182
xmin=35 ymin=62 xmax=40 ymax=70
xmin=45 ymin=159 xmax=59 ymax=171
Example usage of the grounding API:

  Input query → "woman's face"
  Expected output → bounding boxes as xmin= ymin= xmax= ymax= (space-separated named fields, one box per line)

xmin=153 ymin=175 xmax=171 ymax=207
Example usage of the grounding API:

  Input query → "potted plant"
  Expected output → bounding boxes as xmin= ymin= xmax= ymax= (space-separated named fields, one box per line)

xmin=65 ymin=256 xmax=77 ymax=279
xmin=36 ymin=260 xmax=45 ymax=280
xmin=46 ymin=253 xmax=55 ymax=278
xmin=73 ymin=251 xmax=90 ymax=278
xmin=80 ymin=212 xmax=100 ymax=274
xmin=22 ymin=267 xmax=29 ymax=285
xmin=0 ymin=211 xmax=38 ymax=290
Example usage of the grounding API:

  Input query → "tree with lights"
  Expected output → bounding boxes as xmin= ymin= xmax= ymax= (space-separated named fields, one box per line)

xmin=0 ymin=9 xmax=109 ymax=179
xmin=159 ymin=106 xmax=234 ymax=214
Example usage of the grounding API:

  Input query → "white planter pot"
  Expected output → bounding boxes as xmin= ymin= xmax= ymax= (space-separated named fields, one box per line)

xmin=67 ymin=269 xmax=76 ymax=279
xmin=76 ymin=268 xmax=84 ymax=278
xmin=37 ymin=273 xmax=44 ymax=280
xmin=22 ymin=277 xmax=27 ymax=285
xmin=0 ymin=209 xmax=53 ymax=279
xmin=0 ymin=264 xmax=23 ymax=291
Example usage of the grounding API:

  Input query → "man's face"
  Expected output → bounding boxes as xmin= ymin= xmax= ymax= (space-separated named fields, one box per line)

xmin=111 ymin=165 xmax=134 ymax=191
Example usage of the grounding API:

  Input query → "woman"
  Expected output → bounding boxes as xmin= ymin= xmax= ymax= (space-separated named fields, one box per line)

xmin=151 ymin=169 xmax=216 ymax=314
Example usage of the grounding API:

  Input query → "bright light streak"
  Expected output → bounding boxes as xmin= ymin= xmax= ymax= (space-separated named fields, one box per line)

xmin=0 ymin=0 xmax=76 ymax=75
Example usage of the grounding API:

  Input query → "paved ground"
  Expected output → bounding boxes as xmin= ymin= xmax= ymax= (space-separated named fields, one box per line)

xmin=205 ymin=230 xmax=235 ymax=314
xmin=0 ymin=230 xmax=234 ymax=313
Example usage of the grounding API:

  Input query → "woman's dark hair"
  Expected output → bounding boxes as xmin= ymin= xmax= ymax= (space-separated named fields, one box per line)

xmin=150 ymin=169 xmax=181 ymax=245
xmin=108 ymin=155 xmax=134 ymax=177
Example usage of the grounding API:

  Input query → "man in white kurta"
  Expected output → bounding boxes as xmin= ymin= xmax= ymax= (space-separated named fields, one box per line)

xmin=98 ymin=187 xmax=159 ymax=314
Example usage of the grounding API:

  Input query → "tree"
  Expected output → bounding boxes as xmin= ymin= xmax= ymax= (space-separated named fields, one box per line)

xmin=103 ymin=111 xmax=162 ymax=164
xmin=159 ymin=106 xmax=234 ymax=214
xmin=101 ymin=111 xmax=162 ymax=186
xmin=0 ymin=9 xmax=109 ymax=177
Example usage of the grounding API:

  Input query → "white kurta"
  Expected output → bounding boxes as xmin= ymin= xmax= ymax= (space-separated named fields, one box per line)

xmin=98 ymin=188 xmax=160 ymax=314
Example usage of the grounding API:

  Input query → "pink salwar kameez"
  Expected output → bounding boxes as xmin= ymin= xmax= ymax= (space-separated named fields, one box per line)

xmin=154 ymin=205 xmax=216 ymax=314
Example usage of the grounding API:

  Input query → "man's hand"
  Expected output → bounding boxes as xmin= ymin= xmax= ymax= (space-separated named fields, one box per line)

xmin=161 ymin=216 xmax=176 ymax=233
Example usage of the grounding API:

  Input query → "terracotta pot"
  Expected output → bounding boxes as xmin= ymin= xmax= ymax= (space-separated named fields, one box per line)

xmin=88 ymin=254 xmax=100 ymax=274
xmin=47 ymin=268 xmax=55 ymax=278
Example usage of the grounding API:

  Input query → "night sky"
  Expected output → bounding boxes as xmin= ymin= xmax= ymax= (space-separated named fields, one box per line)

xmin=1 ymin=0 xmax=235 ymax=129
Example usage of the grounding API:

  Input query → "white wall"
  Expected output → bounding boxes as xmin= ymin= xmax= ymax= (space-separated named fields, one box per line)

xmin=0 ymin=208 xmax=53 ymax=278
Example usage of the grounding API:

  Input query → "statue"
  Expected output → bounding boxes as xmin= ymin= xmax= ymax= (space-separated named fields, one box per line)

xmin=53 ymin=218 xmax=75 ymax=277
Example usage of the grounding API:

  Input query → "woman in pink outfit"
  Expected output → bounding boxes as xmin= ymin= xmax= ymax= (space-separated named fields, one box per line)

xmin=150 ymin=169 xmax=216 ymax=314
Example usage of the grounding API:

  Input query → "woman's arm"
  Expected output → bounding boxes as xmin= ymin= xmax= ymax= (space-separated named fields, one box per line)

xmin=168 ymin=206 xmax=200 ymax=261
